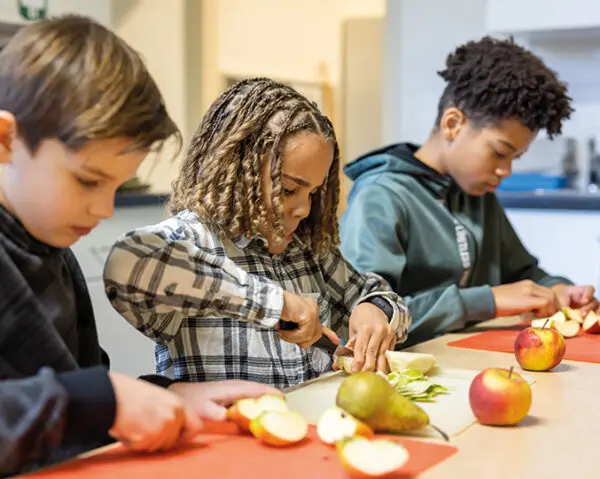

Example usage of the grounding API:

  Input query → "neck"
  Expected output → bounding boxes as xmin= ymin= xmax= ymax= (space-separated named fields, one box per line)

xmin=414 ymin=132 xmax=447 ymax=175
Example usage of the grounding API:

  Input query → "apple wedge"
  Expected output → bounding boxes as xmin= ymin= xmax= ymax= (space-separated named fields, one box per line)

xmin=554 ymin=320 xmax=580 ymax=338
xmin=531 ymin=310 xmax=567 ymax=330
xmin=316 ymin=406 xmax=373 ymax=446
xmin=384 ymin=351 xmax=436 ymax=374
xmin=335 ymin=355 xmax=354 ymax=374
xmin=583 ymin=311 xmax=600 ymax=334
xmin=249 ymin=410 xmax=308 ymax=447
xmin=337 ymin=437 xmax=410 ymax=478
xmin=226 ymin=394 xmax=288 ymax=432
xmin=562 ymin=307 xmax=584 ymax=324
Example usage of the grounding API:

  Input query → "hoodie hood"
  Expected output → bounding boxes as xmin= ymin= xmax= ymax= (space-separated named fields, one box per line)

xmin=344 ymin=142 xmax=453 ymax=199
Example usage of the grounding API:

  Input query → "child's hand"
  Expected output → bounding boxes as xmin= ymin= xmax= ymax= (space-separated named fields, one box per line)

xmin=551 ymin=283 xmax=598 ymax=315
xmin=168 ymin=380 xmax=282 ymax=421
xmin=279 ymin=291 xmax=327 ymax=348
xmin=491 ymin=280 xmax=559 ymax=318
xmin=348 ymin=303 xmax=396 ymax=374
xmin=108 ymin=372 xmax=203 ymax=452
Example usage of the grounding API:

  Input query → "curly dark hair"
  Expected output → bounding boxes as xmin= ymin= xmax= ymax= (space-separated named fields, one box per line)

xmin=168 ymin=77 xmax=340 ymax=254
xmin=434 ymin=36 xmax=573 ymax=138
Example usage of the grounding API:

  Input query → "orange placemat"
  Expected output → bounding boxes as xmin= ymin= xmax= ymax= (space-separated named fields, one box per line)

xmin=26 ymin=426 xmax=457 ymax=479
xmin=448 ymin=328 xmax=600 ymax=363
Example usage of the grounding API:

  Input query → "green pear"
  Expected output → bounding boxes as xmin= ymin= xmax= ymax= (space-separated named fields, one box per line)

xmin=335 ymin=371 xmax=429 ymax=433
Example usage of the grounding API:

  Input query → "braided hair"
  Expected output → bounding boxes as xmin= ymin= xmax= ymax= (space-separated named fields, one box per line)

xmin=169 ymin=77 xmax=340 ymax=254
xmin=435 ymin=36 xmax=573 ymax=138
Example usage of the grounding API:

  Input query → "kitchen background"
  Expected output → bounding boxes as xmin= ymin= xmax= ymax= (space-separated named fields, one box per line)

xmin=2 ymin=0 xmax=600 ymax=377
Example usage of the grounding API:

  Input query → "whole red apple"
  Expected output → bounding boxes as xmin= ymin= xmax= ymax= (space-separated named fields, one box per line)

xmin=469 ymin=367 xmax=532 ymax=426
xmin=514 ymin=326 xmax=566 ymax=371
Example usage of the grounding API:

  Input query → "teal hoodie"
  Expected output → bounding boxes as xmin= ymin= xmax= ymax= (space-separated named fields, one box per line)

xmin=339 ymin=143 xmax=572 ymax=345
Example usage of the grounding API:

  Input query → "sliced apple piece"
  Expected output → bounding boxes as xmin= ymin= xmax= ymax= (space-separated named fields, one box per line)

xmin=249 ymin=410 xmax=308 ymax=447
xmin=562 ymin=307 xmax=584 ymax=324
xmin=226 ymin=394 xmax=288 ymax=432
xmin=384 ymin=351 xmax=436 ymax=374
xmin=554 ymin=320 xmax=580 ymax=338
xmin=335 ymin=355 xmax=354 ymax=374
xmin=531 ymin=318 xmax=551 ymax=329
xmin=316 ymin=406 xmax=373 ymax=446
xmin=583 ymin=311 xmax=600 ymax=334
xmin=337 ymin=437 xmax=410 ymax=478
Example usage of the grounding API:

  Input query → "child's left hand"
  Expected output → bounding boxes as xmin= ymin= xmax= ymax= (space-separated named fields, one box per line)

xmin=347 ymin=303 xmax=396 ymax=374
xmin=551 ymin=284 xmax=598 ymax=315
xmin=168 ymin=380 xmax=282 ymax=421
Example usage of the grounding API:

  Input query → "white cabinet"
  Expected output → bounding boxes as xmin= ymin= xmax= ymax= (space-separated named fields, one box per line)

xmin=0 ymin=0 xmax=111 ymax=25
xmin=71 ymin=204 xmax=167 ymax=377
xmin=506 ymin=208 xmax=600 ymax=291
xmin=486 ymin=0 xmax=600 ymax=35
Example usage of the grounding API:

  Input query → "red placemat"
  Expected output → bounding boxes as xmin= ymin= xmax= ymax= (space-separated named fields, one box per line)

xmin=448 ymin=327 xmax=600 ymax=363
xmin=25 ymin=426 xmax=457 ymax=479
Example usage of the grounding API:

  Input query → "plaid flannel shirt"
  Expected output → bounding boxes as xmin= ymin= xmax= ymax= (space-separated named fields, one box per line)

xmin=103 ymin=210 xmax=411 ymax=388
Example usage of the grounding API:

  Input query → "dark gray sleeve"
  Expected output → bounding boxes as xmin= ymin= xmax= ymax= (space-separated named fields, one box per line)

xmin=0 ymin=366 xmax=115 ymax=478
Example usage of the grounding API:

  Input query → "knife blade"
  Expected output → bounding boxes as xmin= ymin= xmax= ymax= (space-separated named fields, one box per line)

xmin=280 ymin=320 xmax=353 ymax=356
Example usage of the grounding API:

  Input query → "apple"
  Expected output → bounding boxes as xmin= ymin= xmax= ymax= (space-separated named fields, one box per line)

xmin=562 ymin=307 xmax=584 ymax=324
xmin=336 ymin=437 xmax=410 ymax=478
xmin=316 ymin=406 xmax=373 ymax=446
xmin=335 ymin=355 xmax=354 ymax=374
xmin=554 ymin=320 xmax=580 ymax=338
xmin=583 ymin=311 xmax=600 ymax=334
xmin=249 ymin=410 xmax=308 ymax=447
xmin=468 ymin=367 xmax=532 ymax=426
xmin=514 ymin=325 xmax=566 ymax=372
xmin=226 ymin=394 xmax=288 ymax=432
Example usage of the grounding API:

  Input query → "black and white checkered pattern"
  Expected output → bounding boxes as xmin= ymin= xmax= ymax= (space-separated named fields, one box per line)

xmin=104 ymin=210 xmax=411 ymax=389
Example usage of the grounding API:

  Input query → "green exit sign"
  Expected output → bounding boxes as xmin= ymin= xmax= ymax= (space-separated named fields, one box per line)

xmin=18 ymin=0 xmax=48 ymax=21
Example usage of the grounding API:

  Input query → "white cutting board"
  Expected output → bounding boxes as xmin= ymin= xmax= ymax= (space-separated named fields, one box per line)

xmin=284 ymin=367 xmax=535 ymax=440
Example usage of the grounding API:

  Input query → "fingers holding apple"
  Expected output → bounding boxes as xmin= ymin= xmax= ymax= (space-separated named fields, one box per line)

xmin=468 ymin=367 xmax=532 ymax=426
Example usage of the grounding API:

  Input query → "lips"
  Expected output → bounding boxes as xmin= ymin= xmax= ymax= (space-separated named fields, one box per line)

xmin=72 ymin=226 xmax=95 ymax=236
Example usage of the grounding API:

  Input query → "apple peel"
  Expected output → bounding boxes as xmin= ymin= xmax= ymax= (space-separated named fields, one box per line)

xmin=583 ymin=311 xmax=600 ymax=334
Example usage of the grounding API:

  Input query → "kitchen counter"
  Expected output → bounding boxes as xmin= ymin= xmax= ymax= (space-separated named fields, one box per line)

xmin=114 ymin=190 xmax=169 ymax=208
xmin=497 ymin=189 xmax=600 ymax=211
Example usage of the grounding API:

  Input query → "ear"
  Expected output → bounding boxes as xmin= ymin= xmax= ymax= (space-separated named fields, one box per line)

xmin=439 ymin=107 xmax=466 ymax=143
xmin=0 ymin=111 xmax=15 ymax=165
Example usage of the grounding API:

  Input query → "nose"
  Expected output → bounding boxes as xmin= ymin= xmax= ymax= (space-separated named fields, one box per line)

xmin=291 ymin=194 xmax=311 ymax=220
xmin=89 ymin=192 xmax=115 ymax=220
xmin=495 ymin=159 xmax=513 ymax=178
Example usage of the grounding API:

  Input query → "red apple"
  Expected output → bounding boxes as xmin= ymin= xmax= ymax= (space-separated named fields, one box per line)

xmin=249 ymin=410 xmax=308 ymax=447
xmin=514 ymin=326 xmax=566 ymax=371
xmin=316 ymin=406 xmax=373 ymax=446
xmin=583 ymin=311 xmax=600 ymax=334
xmin=226 ymin=394 xmax=288 ymax=432
xmin=336 ymin=437 xmax=410 ymax=478
xmin=468 ymin=367 xmax=532 ymax=426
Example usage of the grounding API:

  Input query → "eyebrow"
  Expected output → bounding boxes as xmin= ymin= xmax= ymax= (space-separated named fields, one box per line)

xmin=282 ymin=173 xmax=311 ymax=188
xmin=83 ymin=166 xmax=116 ymax=181
xmin=497 ymin=140 xmax=517 ymax=152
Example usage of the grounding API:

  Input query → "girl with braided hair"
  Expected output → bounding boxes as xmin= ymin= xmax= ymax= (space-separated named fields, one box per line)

xmin=103 ymin=77 xmax=411 ymax=389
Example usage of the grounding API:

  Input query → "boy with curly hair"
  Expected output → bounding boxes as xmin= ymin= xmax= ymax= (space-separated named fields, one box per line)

xmin=104 ymin=77 xmax=412 ymax=388
xmin=340 ymin=36 xmax=597 ymax=347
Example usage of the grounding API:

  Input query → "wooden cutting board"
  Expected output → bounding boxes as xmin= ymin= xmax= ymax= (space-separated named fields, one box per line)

xmin=284 ymin=367 xmax=535 ymax=439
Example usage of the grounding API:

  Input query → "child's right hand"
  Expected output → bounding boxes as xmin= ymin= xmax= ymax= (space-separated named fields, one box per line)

xmin=279 ymin=292 xmax=337 ymax=348
xmin=491 ymin=280 xmax=560 ymax=318
xmin=108 ymin=372 xmax=203 ymax=452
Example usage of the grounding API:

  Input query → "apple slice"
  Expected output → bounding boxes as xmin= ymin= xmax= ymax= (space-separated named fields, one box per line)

xmin=531 ymin=310 xmax=567 ymax=330
xmin=337 ymin=437 xmax=410 ymax=478
xmin=317 ymin=406 xmax=373 ymax=446
xmin=583 ymin=311 xmax=600 ymax=334
xmin=562 ymin=307 xmax=584 ymax=324
xmin=335 ymin=355 xmax=354 ymax=373
xmin=226 ymin=394 xmax=288 ymax=432
xmin=249 ymin=410 xmax=308 ymax=447
xmin=554 ymin=320 xmax=580 ymax=338
xmin=384 ymin=351 xmax=436 ymax=374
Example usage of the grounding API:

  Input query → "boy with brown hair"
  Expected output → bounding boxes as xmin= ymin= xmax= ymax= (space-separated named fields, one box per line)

xmin=0 ymin=14 xmax=278 ymax=478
